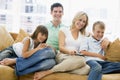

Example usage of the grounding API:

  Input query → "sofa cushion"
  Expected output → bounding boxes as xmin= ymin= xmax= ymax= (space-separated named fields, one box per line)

xmin=10 ymin=32 xmax=18 ymax=40
xmin=0 ymin=65 xmax=18 ymax=80
xmin=19 ymin=72 xmax=120 ymax=80
xmin=0 ymin=26 xmax=14 ymax=50
xmin=105 ymin=38 xmax=120 ymax=62
xmin=19 ymin=73 xmax=87 ymax=80
xmin=14 ymin=29 xmax=29 ymax=43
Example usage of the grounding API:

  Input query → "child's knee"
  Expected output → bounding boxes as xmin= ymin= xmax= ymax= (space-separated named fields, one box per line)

xmin=92 ymin=65 xmax=102 ymax=72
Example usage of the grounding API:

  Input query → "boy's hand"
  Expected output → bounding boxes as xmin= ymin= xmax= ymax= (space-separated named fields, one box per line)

xmin=98 ymin=54 xmax=106 ymax=60
xmin=101 ymin=38 xmax=110 ymax=50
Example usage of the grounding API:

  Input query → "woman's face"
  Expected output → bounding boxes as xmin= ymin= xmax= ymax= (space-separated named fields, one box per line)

xmin=74 ymin=15 xmax=87 ymax=30
xmin=37 ymin=32 xmax=47 ymax=43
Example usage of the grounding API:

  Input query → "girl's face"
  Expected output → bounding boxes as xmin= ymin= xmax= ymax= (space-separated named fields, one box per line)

xmin=37 ymin=32 xmax=47 ymax=43
xmin=74 ymin=15 xmax=87 ymax=30
xmin=51 ymin=7 xmax=63 ymax=22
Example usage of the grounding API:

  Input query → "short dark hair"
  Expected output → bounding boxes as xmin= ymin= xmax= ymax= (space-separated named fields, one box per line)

xmin=51 ymin=3 xmax=63 ymax=11
xmin=31 ymin=25 xmax=48 ymax=43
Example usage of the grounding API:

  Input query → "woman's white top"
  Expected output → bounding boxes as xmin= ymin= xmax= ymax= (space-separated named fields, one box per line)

xmin=60 ymin=27 xmax=85 ymax=52
xmin=13 ymin=37 xmax=34 ymax=57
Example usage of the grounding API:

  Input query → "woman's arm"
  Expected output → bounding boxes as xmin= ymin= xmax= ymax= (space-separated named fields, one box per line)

xmin=59 ymin=30 xmax=76 ymax=55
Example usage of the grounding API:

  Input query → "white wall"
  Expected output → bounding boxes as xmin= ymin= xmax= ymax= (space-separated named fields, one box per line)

xmin=0 ymin=0 xmax=120 ymax=41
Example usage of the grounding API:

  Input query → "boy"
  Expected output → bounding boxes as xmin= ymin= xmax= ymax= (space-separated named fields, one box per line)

xmin=80 ymin=21 xmax=120 ymax=80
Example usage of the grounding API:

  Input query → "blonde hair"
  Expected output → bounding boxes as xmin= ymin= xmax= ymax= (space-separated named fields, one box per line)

xmin=93 ymin=21 xmax=105 ymax=31
xmin=71 ymin=11 xmax=88 ymax=35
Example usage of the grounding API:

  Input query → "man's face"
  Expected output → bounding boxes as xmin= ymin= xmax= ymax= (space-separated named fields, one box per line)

xmin=51 ymin=7 xmax=63 ymax=21
xmin=93 ymin=25 xmax=105 ymax=41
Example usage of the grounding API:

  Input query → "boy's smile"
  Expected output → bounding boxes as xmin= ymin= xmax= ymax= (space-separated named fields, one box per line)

xmin=93 ymin=24 xmax=105 ymax=41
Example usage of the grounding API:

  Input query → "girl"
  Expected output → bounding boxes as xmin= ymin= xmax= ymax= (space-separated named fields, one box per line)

xmin=0 ymin=25 xmax=48 ymax=60
xmin=0 ymin=25 xmax=56 ymax=76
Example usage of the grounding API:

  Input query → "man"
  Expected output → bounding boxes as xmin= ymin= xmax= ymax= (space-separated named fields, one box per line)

xmin=46 ymin=2 xmax=66 ymax=51
xmin=33 ymin=3 xmax=66 ymax=80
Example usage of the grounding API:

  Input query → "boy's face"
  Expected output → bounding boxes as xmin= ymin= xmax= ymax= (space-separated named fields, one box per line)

xmin=51 ymin=7 xmax=63 ymax=22
xmin=93 ymin=24 xmax=105 ymax=41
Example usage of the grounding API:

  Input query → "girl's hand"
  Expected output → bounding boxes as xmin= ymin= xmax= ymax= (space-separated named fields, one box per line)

xmin=37 ymin=43 xmax=48 ymax=50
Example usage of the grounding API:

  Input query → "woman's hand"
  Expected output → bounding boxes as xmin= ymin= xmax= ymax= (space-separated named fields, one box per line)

xmin=68 ymin=50 xmax=76 ymax=55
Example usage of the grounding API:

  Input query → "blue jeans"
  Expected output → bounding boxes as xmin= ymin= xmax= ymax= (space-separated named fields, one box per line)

xmin=87 ymin=60 xmax=120 ymax=80
xmin=0 ymin=46 xmax=17 ymax=60
xmin=15 ymin=47 xmax=56 ymax=76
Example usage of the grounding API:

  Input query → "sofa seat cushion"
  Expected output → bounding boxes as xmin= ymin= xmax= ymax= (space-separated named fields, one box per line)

xmin=102 ymin=74 xmax=120 ymax=80
xmin=0 ymin=65 xmax=18 ymax=80
xmin=19 ymin=73 xmax=87 ymax=80
xmin=19 ymin=72 xmax=120 ymax=80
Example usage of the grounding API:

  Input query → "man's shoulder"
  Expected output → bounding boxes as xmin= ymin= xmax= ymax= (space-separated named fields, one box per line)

xmin=60 ymin=23 xmax=67 ymax=27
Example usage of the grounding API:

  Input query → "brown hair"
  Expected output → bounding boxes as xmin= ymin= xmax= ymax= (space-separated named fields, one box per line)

xmin=31 ymin=25 xmax=48 ymax=43
xmin=71 ymin=11 xmax=88 ymax=35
